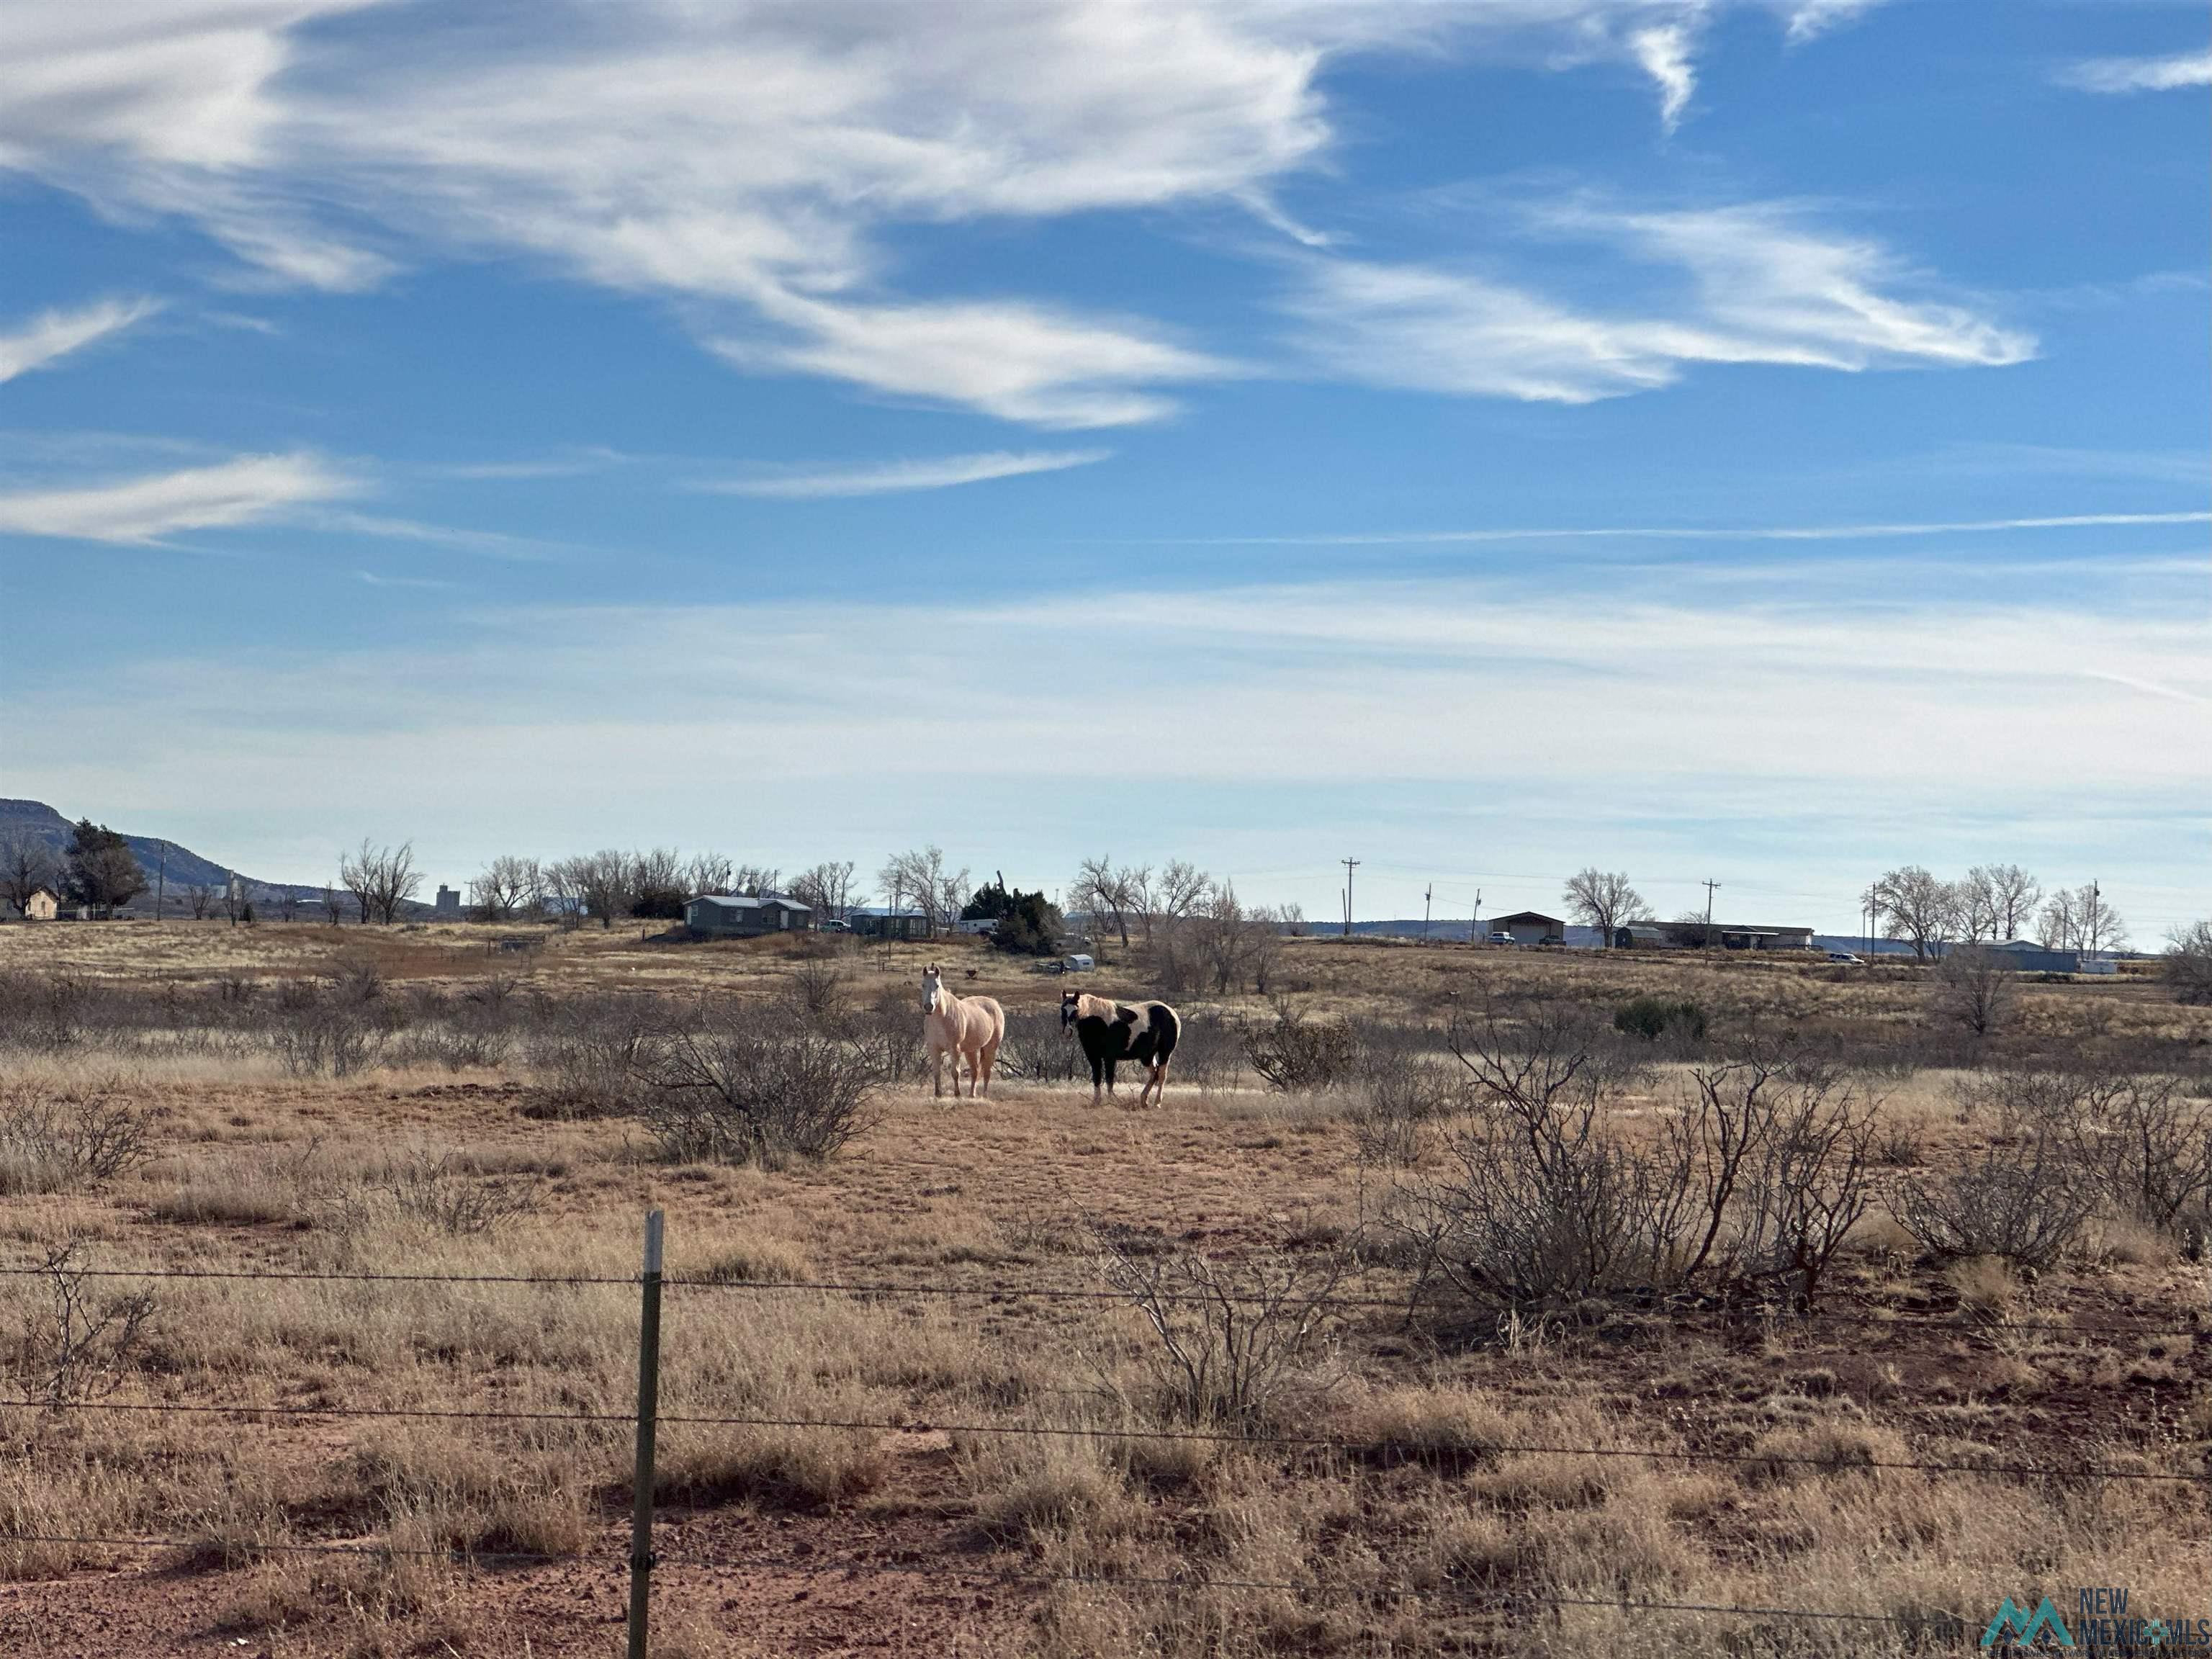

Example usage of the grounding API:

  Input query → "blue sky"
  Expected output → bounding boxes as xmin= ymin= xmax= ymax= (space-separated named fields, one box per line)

xmin=2 ymin=0 xmax=2206 ymax=936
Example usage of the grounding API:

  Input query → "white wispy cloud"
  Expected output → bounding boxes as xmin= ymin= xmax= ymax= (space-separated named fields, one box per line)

xmin=2062 ymin=50 xmax=2212 ymax=94
xmin=1781 ymin=0 xmax=1881 ymax=45
xmin=311 ymin=511 xmax=566 ymax=560
xmin=0 ymin=452 xmax=354 ymax=542
xmin=0 ymin=297 xmax=157 ymax=383
xmin=719 ymin=294 xmax=1235 ymax=428
xmin=1152 ymin=510 xmax=2212 ymax=547
xmin=0 ymin=3 xmax=1913 ymax=425
xmin=9 ymin=572 xmax=2200 ymax=914
xmin=696 ymin=449 xmax=1111 ymax=500
xmin=1290 ymin=202 xmax=2031 ymax=403
xmin=1629 ymin=23 xmax=1698 ymax=132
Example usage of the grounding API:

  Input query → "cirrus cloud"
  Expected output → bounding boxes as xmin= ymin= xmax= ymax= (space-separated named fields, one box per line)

xmin=695 ymin=449 xmax=1111 ymax=500
xmin=0 ymin=452 xmax=355 ymax=542
xmin=0 ymin=297 xmax=158 ymax=384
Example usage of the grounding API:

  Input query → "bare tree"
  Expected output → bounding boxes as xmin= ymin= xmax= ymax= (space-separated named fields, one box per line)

xmin=1967 ymin=864 xmax=2041 ymax=941
xmin=221 ymin=878 xmax=253 ymax=927
xmin=685 ymin=851 xmax=735 ymax=896
xmin=549 ymin=850 xmax=633 ymax=929
xmin=1935 ymin=945 xmax=2017 ymax=1046
xmin=880 ymin=847 xmax=965 ymax=935
xmin=1954 ymin=871 xmax=2000 ymax=943
xmin=1865 ymin=866 xmax=1958 ymax=961
xmin=1561 ymin=868 xmax=1646 ymax=945
xmin=730 ymin=863 xmax=781 ymax=898
xmin=1152 ymin=860 xmax=1210 ymax=927
xmin=276 ymin=886 xmax=300 ymax=923
xmin=2036 ymin=888 xmax=2077 ymax=950
xmin=2035 ymin=882 xmax=2127 ymax=959
xmin=0 ymin=835 xmax=60 ymax=917
xmin=339 ymin=840 xmax=423 ymax=925
xmin=1070 ymin=855 xmax=1133 ymax=950
xmin=2073 ymin=882 xmax=2127 ymax=961
xmin=788 ymin=860 xmax=858 ymax=922
xmin=186 ymin=884 xmax=216 ymax=920
xmin=470 ymin=855 xmax=542 ymax=920
xmin=2165 ymin=921 xmax=2212 ymax=1007
xmin=630 ymin=847 xmax=688 ymax=918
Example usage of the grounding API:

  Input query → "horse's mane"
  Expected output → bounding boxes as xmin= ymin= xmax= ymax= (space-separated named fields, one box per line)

xmin=1071 ymin=993 xmax=1118 ymax=1020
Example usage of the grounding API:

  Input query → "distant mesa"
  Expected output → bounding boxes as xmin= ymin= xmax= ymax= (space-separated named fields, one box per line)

xmin=0 ymin=798 xmax=389 ymax=917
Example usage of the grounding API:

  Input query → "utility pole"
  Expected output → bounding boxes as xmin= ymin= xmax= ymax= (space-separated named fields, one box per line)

xmin=1340 ymin=857 xmax=1359 ymax=938
xmin=1472 ymin=888 xmax=1482 ymax=944
xmin=154 ymin=841 xmax=168 ymax=922
xmin=1422 ymin=883 xmax=1431 ymax=940
xmin=1701 ymin=878 xmax=1722 ymax=947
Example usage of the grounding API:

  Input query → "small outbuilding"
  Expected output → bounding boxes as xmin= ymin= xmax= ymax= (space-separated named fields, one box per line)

xmin=1488 ymin=911 xmax=1565 ymax=945
xmin=684 ymin=893 xmax=813 ymax=938
xmin=848 ymin=904 xmax=930 ymax=940
xmin=20 ymin=886 xmax=61 ymax=922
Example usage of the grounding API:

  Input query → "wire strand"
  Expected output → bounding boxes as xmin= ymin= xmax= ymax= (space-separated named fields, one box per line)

xmin=0 ymin=1532 xmax=1966 ymax=1626
xmin=0 ymin=1262 xmax=2198 ymax=1339
xmin=4 ymin=1397 xmax=2198 ymax=1483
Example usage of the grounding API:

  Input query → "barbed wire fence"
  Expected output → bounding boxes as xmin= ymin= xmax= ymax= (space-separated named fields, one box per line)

xmin=1 ymin=1216 xmax=2205 ymax=1655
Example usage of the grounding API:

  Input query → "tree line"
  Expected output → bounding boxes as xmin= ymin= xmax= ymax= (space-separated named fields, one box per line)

xmin=1861 ymin=864 xmax=2126 ymax=960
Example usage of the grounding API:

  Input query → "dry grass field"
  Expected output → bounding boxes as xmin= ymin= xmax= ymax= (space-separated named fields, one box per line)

xmin=0 ymin=918 xmax=2206 ymax=1657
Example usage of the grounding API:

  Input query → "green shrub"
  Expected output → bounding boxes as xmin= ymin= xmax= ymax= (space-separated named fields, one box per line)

xmin=990 ymin=890 xmax=1062 ymax=956
xmin=1612 ymin=995 xmax=1707 ymax=1043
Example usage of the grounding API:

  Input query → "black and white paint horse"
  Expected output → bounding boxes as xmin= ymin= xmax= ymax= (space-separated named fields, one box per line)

xmin=1061 ymin=992 xmax=1180 ymax=1108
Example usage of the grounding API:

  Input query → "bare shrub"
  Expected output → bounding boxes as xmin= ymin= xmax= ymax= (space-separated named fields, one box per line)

xmin=1889 ymin=1134 xmax=2098 ymax=1269
xmin=1701 ymin=1060 xmax=1879 ymax=1309
xmin=786 ymin=957 xmax=848 ymax=1022
xmin=0 ymin=972 xmax=112 ymax=1051
xmin=642 ymin=1012 xmax=884 ymax=1166
xmin=269 ymin=974 xmax=389 ymax=1077
xmin=1094 ymin=1230 xmax=1346 ymax=1430
xmin=1346 ymin=1023 xmax=1457 ymax=1164
xmin=390 ymin=992 xmax=515 ymax=1071
xmin=1164 ymin=1011 xmax=1244 ymax=1093
xmin=1934 ymin=945 xmax=2018 ymax=1046
xmin=6 ymin=1243 xmax=156 ymax=1405
xmin=999 ymin=1007 xmax=1085 ymax=1084
xmin=1242 ymin=998 xmax=1355 ymax=1094
xmin=1958 ymin=1066 xmax=2212 ymax=1241
xmin=2164 ymin=921 xmax=2212 ymax=1007
xmin=382 ymin=1148 xmax=536 ymax=1236
xmin=1395 ymin=1097 xmax=1691 ymax=1313
xmin=0 ymin=1080 xmax=153 ymax=1195
xmin=521 ymin=999 xmax=657 ymax=1118
xmin=1388 ymin=996 xmax=1688 ymax=1313
xmin=847 ymin=984 xmax=926 ymax=1087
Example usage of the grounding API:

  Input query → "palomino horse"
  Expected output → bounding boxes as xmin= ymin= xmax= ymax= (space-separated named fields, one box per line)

xmin=1061 ymin=991 xmax=1179 ymax=1107
xmin=921 ymin=964 xmax=1004 ymax=1100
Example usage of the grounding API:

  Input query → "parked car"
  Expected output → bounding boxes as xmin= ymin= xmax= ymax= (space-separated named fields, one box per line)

xmin=1825 ymin=950 xmax=1863 ymax=964
xmin=1487 ymin=931 xmax=1514 ymax=945
xmin=817 ymin=918 xmax=850 ymax=932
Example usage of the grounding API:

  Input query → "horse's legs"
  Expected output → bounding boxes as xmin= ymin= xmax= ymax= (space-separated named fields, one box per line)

xmin=1105 ymin=1058 xmax=1119 ymax=1103
xmin=1141 ymin=1060 xmax=1166 ymax=1107
xmin=1089 ymin=1052 xmax=1104 ymax=1107
xmin=930 ymin=1044 xmax=944 ymax=1100
xmin=978 ymin=1038 xmax=999 ymax=1097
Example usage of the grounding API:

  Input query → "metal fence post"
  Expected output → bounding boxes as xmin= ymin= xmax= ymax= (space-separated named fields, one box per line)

xmin=627 ymin=1209 xmax=665 ymax=1659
